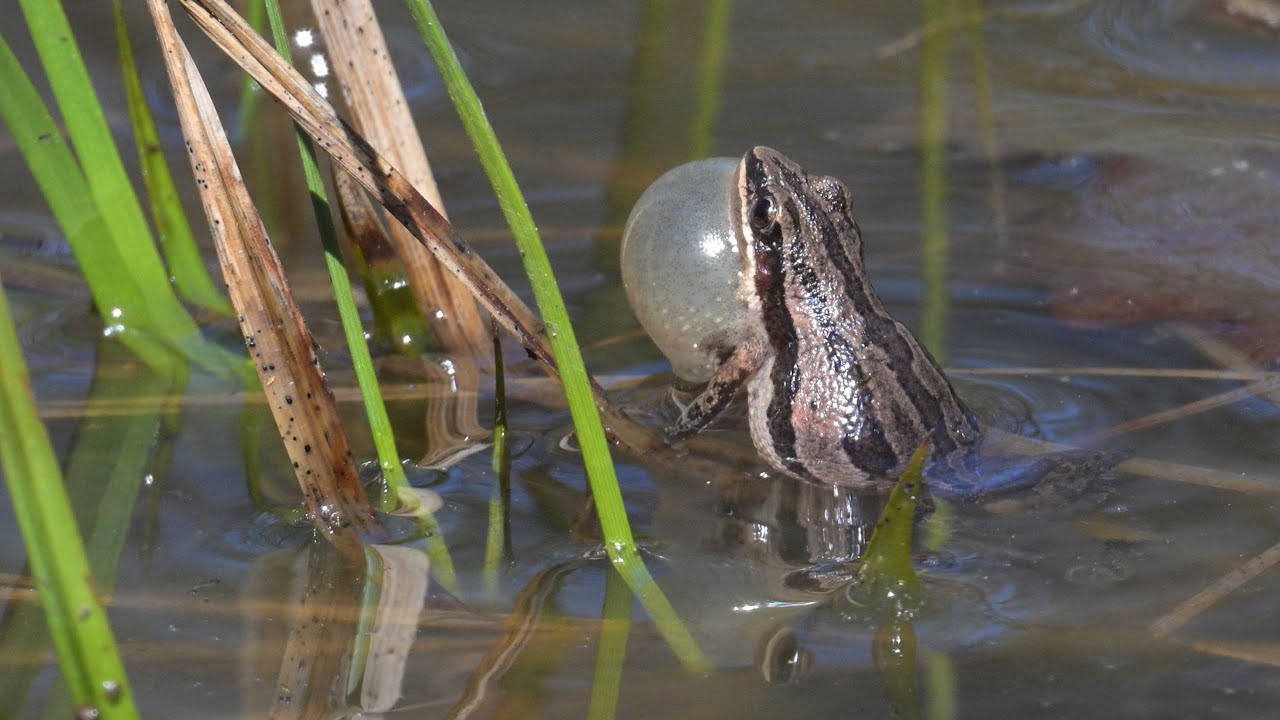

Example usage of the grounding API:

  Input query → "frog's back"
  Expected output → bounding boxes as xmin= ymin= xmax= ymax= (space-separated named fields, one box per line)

xmin=749 ymin=299 xmax=981 ymax=487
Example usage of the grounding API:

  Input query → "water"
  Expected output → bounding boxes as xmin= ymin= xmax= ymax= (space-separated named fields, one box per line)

xmin=3 ymin=0 xmax=1280 ymax=717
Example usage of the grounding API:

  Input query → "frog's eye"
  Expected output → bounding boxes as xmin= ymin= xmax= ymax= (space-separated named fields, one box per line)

xmin=749 ymin=196 xmax=778 ymax=233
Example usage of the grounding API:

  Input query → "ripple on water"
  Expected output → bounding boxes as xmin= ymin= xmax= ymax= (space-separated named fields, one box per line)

xmin=1081 ymin=0 xmax=1280 ymax=89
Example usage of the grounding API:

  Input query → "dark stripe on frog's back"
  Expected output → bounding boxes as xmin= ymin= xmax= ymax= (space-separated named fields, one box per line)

xmin=752 ymin=154 xmax=899 ymax=480
xmin=746 ymin=153 xmax=803 ymax=477
xmin=788 ymin=230 xmax=900 ymax=476
xmin=820 ymin=213 xmax=975 ymax=460
xmin=821 ymin=206 xmax=977 ymax=460
xmin=773 ymin=158 xmax=977 ymax=470
xmin=781 ymin=185 xmax=908 ymax=474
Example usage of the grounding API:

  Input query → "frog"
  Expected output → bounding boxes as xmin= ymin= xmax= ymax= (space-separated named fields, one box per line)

xmin=622 ymin=146 xmax=983 ymax=491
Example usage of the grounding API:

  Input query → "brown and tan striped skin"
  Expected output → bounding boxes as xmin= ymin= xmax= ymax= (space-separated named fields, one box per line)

xmin=672 ymin=147 xmax=981 ymax=487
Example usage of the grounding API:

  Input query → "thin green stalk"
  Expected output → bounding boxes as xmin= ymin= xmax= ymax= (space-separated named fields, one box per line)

xmin=113 ymin=0 xmax=233 ymax=316
xmin=587 ymin=566 xmax=633 ymax=720
xmin=263 ymin=0 xmax=456 ymax=588
xmin=235 ymin=0 xmax=266 ymax=139
xmin=2 ymin=16 xmax=239 ymax=379
xmin=919 ymin=0 xmax=951 ymax=362
xmin=484 ymin=324 xmax=511 ymax=599
xmin=0 ymin=279 xmax=139 ymax=719
xmin=17 ymin=2 xmax=202 ymax=349
xmin=963 ymin=0 xmax=1010 ymax=249
xmin=405 ymin=0 xmax=618 ymax=583
xmin=262 ymin=0 xmax=407 ymax=513
xmin=610 ymin=545 xmax=705 ymax=670
xmin=422 ymin=516 xmax=458 ymax=592
xmin=0 ymin=30 xmax=167 ymax=373
xmin=406 ymin=0 xmax=705 ymax=670
xmin=924 ymin=648 xmax=957 ymax=720
xmin=0 ymin=343 xmax=178 ymax=717
xmin=689 ymin=0 xmax=733 ymax=159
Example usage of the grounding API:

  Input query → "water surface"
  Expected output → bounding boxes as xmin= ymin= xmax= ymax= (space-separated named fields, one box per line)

xmin=2 ymin=1 xmax=1279 ymax=718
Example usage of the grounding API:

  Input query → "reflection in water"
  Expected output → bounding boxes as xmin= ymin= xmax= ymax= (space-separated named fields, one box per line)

xmin=1082 ymin=0 xmax=1280 ymax=88
xmin=443 ymin=560 xmax=586 ymax=720
xmin=711 ymin=473 xmax=885 ymax=567
xmin=1013 ymin=149 xmax=1280 ymax=362
xmin=873 ymin=615 xmax=922 ymax=720
xmin=8 ymin=1 xmax=1280 ymax=717
xmin=240 ymin=536 xmax=428 ymax=718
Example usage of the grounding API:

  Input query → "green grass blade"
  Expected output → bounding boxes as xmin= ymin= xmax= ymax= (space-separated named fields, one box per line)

xmin=689 ymin=0 xmax=732 ymax=159
xmin=0 ymin=280 xmax=139 ymax=719
xmin=484 ymin=324 xmax=511 ymax=599
xmin=235 ymin=0 xmax=266 ymax=139
xmin=404 ymin=0 xmax=625 ymax=568
xmin=113 ymin=0 xmax=233 ymax=316
xmin=406 ymin=0 xmax=704 ymax=669
xmin=0 ymin=31 xmax=171 ymax=372
xmin=17 ymin=0 xmax=199 ymax=340
xmin=262 ymin=0 xmax=409 ymax=512
xmin=587 ymin=566 xmax=633 ymax=720
xmin=1 ymin=23 xmax=240 ymax=380
xmin=0 ymin=340 xmax=186 ymax=715
xmin=852 ymin=443 xmax=929 ymax=611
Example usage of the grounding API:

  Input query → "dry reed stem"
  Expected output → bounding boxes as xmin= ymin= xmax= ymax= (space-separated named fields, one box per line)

xmin=1186 ymin=638 xmax=1280 ymax=668
xmin=333 ymin=168 xmax=491 ymax=466
xmin=1171 ymin=323 xmax=1280 ymax=404
xmin=952 ymin=366 xmax=1274 ymax=381
xmin=1136 ymin=322 xmax=1280 ymax=638
xmin=1150 ymin=538 xmax=1280 ymax=637
xmin=985 ymin=428 xmax=1280 ymax=496
xmin=177 ymin=0 xmax=663 ymax=456
xmin=310 ymin=0 xmax=490 ymax=356
xmin=147 ymin=0 xmax=373 ymax=532
xmin=1078 ymin=377 xmax=1280 ymax=444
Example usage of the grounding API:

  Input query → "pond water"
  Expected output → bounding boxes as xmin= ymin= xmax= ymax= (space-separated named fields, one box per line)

xmin=3 ymin=0 xmax=1280 ymax=718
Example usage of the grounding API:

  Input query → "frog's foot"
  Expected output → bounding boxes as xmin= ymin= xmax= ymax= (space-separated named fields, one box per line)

xmin=933 ymin=449 xmax=1128 ymax=508
xmin=666 ymin=339 xmax=767 ymax=442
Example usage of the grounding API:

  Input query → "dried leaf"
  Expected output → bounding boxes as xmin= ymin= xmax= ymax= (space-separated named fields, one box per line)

xmin=176 ymin=0 xmax=664 ymax=456
xmin=148 ymin=0 xmax=372 ymax=532
xmin=311 ymin=0 xmax=489 ymax=356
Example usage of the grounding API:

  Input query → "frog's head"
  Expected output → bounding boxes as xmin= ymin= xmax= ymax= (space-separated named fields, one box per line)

xmin=737 ymin=146 xmax=864 ymax=271
xmin=736 ymin=146 xmax=867 ymax=328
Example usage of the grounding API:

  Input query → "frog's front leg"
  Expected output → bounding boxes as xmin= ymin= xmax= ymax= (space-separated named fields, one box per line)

xmin=667 ymin=338 xmax=768 ymax=441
